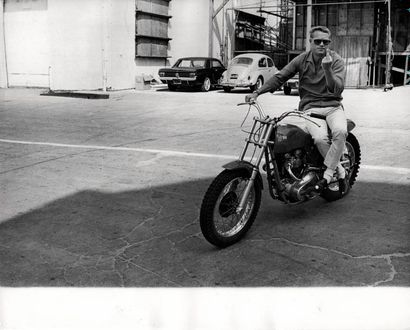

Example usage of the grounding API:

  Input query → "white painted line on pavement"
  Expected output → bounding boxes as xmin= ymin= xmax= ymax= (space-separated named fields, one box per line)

xmin=360 ymin=165 xmax=410 ymax=174
xmin=0 ymin=138 xmax=236 ymax=160
xmin=1 ymin=138 xmax=410 ymax=174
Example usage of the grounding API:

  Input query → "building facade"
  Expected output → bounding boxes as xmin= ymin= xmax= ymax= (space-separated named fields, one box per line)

xmin=3 ymin=0 xmax=404 ymax=90
xmin=291 ymin=0 xmax=410 ymax=87
xmin=0 ymin=0 xmax=276 ymax=90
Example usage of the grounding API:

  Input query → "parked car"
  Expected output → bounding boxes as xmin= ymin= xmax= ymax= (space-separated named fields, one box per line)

xmin=283 ymin=73 xmax=299 ymax=95
xmin=158 ymin=57 xmax=225 ymax=92
xmin=220 ymin=53 xmax=278 ymax=92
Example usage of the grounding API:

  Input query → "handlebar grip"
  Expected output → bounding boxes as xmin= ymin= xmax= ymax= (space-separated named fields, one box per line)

xmin=309 ymin=113 xmax=327 ymax=120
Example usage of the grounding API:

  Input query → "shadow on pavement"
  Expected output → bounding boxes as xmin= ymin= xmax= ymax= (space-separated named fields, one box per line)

xmin=0 ymin=178 xmax=409 ymax=287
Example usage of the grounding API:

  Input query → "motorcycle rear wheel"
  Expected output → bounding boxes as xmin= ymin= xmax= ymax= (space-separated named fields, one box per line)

xmin=321 ymin=132 xmax=361 ymax=201
xmin=200 ymin=169 xmax=262 ymax=248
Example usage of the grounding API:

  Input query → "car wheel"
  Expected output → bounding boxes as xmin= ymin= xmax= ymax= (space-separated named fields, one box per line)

xmin=167 ymin=83 xmax=177 ymax=91
xmin=223 ymin=87 xmax=233 ymax=93
xmin=201 ymin=77 xmax=211 ymax=92
xmin=284 ymin=86 xmax=291 ymax=95
xmin=250 ymin=76 xmax=263 ymax=92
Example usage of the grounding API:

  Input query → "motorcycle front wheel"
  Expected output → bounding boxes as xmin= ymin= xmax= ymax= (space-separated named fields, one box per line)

xmin=200 ymin=169 xmax=262 ymax=248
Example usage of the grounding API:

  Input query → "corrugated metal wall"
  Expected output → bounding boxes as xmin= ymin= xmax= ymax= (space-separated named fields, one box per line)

xmin=294 ymin=2 xmax=374 ymax=87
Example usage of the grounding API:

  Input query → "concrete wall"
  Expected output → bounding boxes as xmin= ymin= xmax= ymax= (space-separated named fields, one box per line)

xmin=109 ymin=0 xmax=135 ymax=90
xmin=48 ymin=0 xmax=134 ymax=90
xmin=1 ymin=0 xmax=135 ymax=90
xmin=48 ymin=0 xmax=103 ymax=90
xmin=0 ymin=0 xmax=276 ymax=89
xmin=168 ymin=0 xmax=210 ymax=66
xmin=3 ymin=1 xmax=50 ymax=87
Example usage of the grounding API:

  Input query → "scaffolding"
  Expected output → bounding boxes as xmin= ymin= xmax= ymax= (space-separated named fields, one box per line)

xmin=258 ymin=0 xmax=294 ymax=51
xmin=214 ymin=0 xmax=408 ymax=86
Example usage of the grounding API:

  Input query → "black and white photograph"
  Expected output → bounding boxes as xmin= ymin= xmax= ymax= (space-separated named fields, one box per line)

xmin=0 ymin=0 xmax=409 ymax=329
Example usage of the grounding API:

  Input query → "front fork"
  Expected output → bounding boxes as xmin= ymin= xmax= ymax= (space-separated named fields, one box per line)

xmin=236 ymin=119 xmax=275 ymax=213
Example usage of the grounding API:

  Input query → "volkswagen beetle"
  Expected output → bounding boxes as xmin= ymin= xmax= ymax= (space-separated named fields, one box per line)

xmin=220 ymin=53 xmax=278 ymax=92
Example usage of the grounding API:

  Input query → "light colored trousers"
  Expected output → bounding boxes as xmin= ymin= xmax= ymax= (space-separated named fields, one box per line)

xmin=304 ymin=106 xmax=347 ymax=171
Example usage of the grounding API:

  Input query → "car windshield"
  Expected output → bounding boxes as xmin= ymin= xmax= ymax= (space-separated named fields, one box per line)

xmin=231 ymin=57 xmax=253 ymax=66
xmin=175 ymin=59 xmax=206 ymax=68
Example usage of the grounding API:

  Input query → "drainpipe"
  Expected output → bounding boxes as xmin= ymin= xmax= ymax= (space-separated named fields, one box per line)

xmin=385 ymin=0 xmax=392 ymax=88
xmin=209 ymin=0 xmax=214 ymax=57
xmin=101 ymin=0 xmax=110 ymax=91
xmin=305 ymin=0 xmax=312 ymax=51
xmin=0 ymin=0 xmax=8 ymax=88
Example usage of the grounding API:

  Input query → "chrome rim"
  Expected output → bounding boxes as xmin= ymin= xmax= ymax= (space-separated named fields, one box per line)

xmin=256 ymin=78 xmax=263 ymax=89
xmin=213 ymin=177 xmax=255 ymax=237
xmin=204 ymin=78 xmax=211 ymax=91
xmin=345 ymin=141 xmax=356 ymax=174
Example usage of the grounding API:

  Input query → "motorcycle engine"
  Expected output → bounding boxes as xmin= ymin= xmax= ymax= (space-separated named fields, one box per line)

xmin=280 ymin=149 xmax=319 ymax=202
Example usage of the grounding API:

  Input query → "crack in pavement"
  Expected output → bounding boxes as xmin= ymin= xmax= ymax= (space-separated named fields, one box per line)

xmin=134 ymin=153 xmax=167 ymax=168
xmin=248 ymin=237 xmax=410 ymax=286
xmin=116 ymin=255 xmax=182 ymax=287
xmin=0 ymin=150 xmax=93 ymax=175
xmin=165 ymin=236 xmax=202 ymax=286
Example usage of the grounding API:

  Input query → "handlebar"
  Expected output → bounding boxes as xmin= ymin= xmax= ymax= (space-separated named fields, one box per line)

xmin=237 ymin=101 xmax=321 ymax=127
xmin=237 ymin=100 xmax=266 ymax=118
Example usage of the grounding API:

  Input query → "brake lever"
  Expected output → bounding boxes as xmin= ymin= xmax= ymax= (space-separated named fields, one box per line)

xmin=237 ymin=101 xmax=255 ymax=106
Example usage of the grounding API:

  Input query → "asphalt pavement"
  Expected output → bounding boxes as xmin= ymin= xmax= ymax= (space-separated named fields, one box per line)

xmin=0 ymin=85 xmax=409 ymax=329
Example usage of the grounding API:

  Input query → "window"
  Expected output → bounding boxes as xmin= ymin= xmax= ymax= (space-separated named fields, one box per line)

xmin=212 ymin=60 xmax=223 ymax=68
xmin=232 ymin=57 xmax=253 ymax=65
xmin=267 ymin=58 xmax=274 ymax=67
xmin=176 ymin=59 xmax=206 ymax=68
xmin=258 ymin=58 xmax=267 ymax=67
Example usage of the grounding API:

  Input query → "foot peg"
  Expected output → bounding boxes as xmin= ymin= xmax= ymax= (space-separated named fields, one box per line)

xmin=338 ymin=178 xmax=350 ymax=196
xmin=314 ymin=178 xmax=328 ymax=192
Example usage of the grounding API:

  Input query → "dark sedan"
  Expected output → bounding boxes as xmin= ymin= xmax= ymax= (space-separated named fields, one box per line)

xmin=158 ymin=57 xmax=225 ymax=92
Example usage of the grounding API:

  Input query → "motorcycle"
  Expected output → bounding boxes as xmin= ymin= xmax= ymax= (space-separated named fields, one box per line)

xmin=199 ymin=100 xmax=361 ymax=248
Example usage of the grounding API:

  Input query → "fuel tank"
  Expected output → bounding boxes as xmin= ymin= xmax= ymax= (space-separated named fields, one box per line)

xmin=272 ymin=124 xmax=312 ymax=153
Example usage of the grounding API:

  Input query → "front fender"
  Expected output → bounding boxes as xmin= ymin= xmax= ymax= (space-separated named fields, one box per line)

xmin=222 ymin=160 xmax=263 ymax=190
xmin=248 ymin=73 xmax=258 ymax=85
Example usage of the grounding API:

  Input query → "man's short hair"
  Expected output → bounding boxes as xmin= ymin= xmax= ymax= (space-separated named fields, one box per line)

xmin=309 ymin=26 xmax=331 ymax=39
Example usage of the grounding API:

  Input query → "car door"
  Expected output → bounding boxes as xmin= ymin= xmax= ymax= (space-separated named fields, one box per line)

xmin=256 ymin=56 xmax=269 ymax=83
xmin=211 ymin=59 xmax=226 ymax=84
xmin=266 ymin=57 xmax=278 ymax=81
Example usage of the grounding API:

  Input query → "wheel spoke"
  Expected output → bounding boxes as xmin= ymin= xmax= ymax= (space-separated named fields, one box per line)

xmin=213 ymin=176 xmax=255 ymax=237
xmin=200 ymin=170 xmax=262 ymax=247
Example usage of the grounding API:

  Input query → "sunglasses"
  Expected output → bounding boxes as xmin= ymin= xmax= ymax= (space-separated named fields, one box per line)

xmin=313 ymin=39 xmax=331 ymax=46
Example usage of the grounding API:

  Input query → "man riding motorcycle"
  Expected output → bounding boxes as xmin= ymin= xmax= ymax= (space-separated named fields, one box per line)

xmin=245 ymin=25 xmax=347 ymax=193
